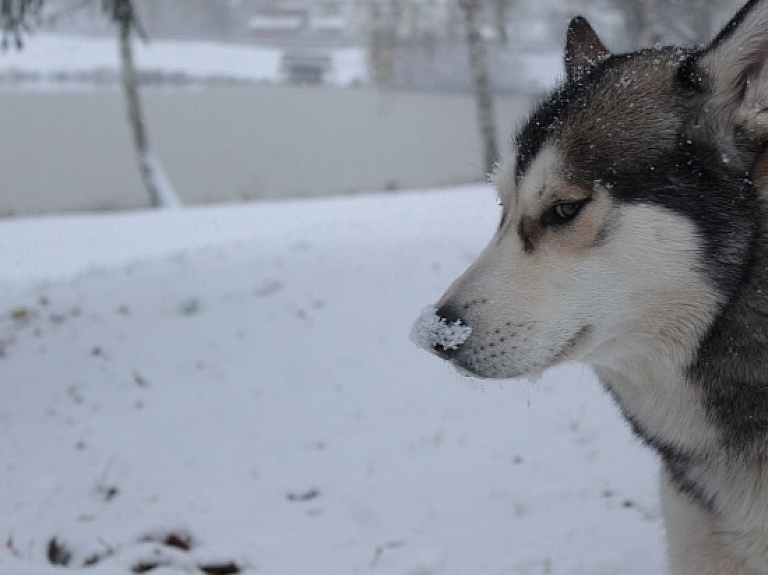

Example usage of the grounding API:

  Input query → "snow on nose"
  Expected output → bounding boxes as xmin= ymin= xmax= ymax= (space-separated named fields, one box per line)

xmin=410 ymin=305 xmax=472 ymax=354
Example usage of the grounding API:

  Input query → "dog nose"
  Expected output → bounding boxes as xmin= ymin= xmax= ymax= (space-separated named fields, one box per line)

xmin=411 ymin=304 xmax=473 ymax=357
xmin=432 ymin=304 xmax=471 ymax=357
xmin=435 ymin=303 xmax=463 ymax=328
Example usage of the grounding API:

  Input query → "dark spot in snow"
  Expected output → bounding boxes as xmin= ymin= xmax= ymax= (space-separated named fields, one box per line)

xmin=179 ymin=297 xmax=202 ymax=316
xmin=163 ymin=532 xmax=193 ymax=551
xmin=6 ymin=536 xmax=19 ymax=557
xmin=133 ymin=370 xmax=150 ymax=387
xmin=133 ymin=561 xmax=170 ymax=573
xmin=287 ymin=488 xmax=320 ymax=502
xmin=139 ymin=530 xmax=194 ymax=551
xmin=98 ymin=484 xmax=119 ymax=502
xmin=83 ymin=553 xmax=104 ymax=567
xmin=255 ymin=279 xmax=283 ymax=297
xmin=47 ymin=538 xmax=72 ymax=566
xmin=199 ymin=563 xmax=242 ymax=575
xmin=10 ymin=307 xmax=31 ymax=323
xmin=49 ymin=312 xmax=67 ymax=324
xmin=370 ymin=541 xmax=407 ymax=568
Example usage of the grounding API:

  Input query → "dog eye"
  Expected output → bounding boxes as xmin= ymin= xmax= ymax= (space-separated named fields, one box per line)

xmin=543 ymin=199 xmax=589 ymax=226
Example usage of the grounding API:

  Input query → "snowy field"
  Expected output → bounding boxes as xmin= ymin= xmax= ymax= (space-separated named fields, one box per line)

xmin=0 ymin=186 xmax=666 ymax=574
xmin=0 ymin=34 xmax=368 ymax=88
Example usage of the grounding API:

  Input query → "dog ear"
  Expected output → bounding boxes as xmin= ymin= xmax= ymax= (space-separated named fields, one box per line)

xmin=696 ymin=0 xmax=768 ymax=155
xmin=564 ymin=16 xmax=610 ymax=80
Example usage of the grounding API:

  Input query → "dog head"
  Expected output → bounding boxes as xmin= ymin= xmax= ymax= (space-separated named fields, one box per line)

xmin=415 ymin=0 xmax=768 ymax=379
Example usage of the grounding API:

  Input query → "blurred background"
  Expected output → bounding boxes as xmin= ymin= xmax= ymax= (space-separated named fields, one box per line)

xmin=0 ymin=0 xmax=744 ymax=216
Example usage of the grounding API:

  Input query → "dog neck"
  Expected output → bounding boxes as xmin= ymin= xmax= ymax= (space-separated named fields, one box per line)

xmin=594 ymin=354 xmax=721 ymax=460
xmin=686 ymin=189 xmax=768 ymax=457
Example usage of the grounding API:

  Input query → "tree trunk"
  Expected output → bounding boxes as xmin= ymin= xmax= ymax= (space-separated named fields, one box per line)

xmin=494 ymin=0 xmax=508 ymax=44
xmin=119 ymin=15 xmax=180 ymax=208
xmin=367 ymin=1 xmax=399 ymax=87
xmin=461 ymin=0 xmax=498 ymax=177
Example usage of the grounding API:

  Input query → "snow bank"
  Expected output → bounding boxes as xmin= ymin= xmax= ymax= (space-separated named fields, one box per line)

xmin=0 ymin=185 xmax=663 ymax=574
xmin=0 ymin=34 xmax=367 ymax=88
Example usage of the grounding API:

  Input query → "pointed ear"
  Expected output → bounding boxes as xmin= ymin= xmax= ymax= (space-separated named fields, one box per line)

xmin=564 ymin=16 xmax=610 ymax=79
xmin=696 ymin=0 xmax=768 ymax=155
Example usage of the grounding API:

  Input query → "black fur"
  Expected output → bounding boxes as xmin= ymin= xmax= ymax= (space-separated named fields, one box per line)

xmin=513 ymin=53 xmax=632 ymax=181
xmin=677 ymin=54 xmax=706 ymax=92
xmin=689 ymin=198 xmax=768 ymax=455
xmin=564 ymin=16 xmax=609 ymax=80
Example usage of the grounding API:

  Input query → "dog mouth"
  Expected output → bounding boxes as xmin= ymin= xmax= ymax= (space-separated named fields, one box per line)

xmin=418 ymin=315 xmax=592 ymax=380
xmin=551 ymin=325 xmax=592 ymax=364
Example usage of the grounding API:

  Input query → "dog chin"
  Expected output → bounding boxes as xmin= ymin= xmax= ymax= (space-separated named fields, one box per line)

xmin=447 ymin=357 xmax=544 ymax=382
xmin=451 ymin=363 xmax=485 ymax=379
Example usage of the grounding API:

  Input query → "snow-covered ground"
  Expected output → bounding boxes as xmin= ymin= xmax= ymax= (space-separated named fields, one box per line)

xmin=0 ymin=186 xmax=666 ymax=574
xmin=0 ymin=34 xmax=368 ymax=88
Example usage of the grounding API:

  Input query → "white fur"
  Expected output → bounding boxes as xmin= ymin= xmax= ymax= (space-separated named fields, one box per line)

xmin=660 ymin=470 xmax=754 ymax=575
xmin=700 ymin=1 xmax=768 ymax=158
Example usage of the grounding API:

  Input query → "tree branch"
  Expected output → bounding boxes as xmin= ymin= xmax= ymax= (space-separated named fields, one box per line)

xmin=1 ymin=0 xmax=43 ymax=49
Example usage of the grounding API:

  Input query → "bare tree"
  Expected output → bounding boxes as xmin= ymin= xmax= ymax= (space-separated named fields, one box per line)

xmin=493 ymin=0 xmax=512 ymax=44
xmin=1 ymin=0 xmax=181 ymax=208
xmin=107 ymin=0 xmax=180 ymax=207
xmin=606 ymin=0 xmax=727 ymax=47
xmin=366 ymin=0 xmax=402 ymax=86
xmin=460 ymin=0 xmax=498 ymax=176
xmin=0 ymin=0 xmax=43 ymax=48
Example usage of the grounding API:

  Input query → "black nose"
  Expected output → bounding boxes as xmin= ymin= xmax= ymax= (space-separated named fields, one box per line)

xmin=435 ymin=303 xmax=463 ymax=326
xmin=431 ymin=304 xmax=468 ymax=358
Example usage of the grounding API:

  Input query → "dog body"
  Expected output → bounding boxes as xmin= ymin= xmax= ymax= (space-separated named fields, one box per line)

xmin=414 ymin=1 xmax=768 ymax=573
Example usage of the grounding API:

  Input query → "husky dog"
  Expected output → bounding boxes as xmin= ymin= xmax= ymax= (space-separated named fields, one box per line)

xmin=412 ymin=1 xmax=768 ymax=573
